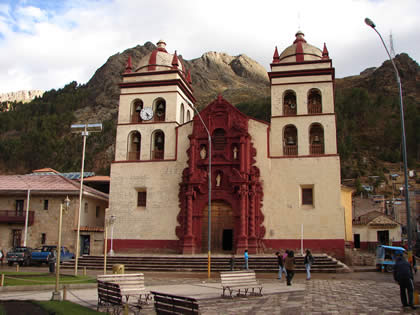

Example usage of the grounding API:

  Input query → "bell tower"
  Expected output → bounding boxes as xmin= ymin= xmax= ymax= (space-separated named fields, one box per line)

xmin=269 ymin=31 xmax=337 ymax=158
xmin=114 ymin=40 xmax=195 ymax=162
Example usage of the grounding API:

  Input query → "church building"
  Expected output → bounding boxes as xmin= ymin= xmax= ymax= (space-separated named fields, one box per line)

xmin=109 ymin=32 xmax=345 ymax=258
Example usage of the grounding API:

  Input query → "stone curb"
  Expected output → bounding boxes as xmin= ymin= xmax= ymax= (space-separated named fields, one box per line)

xmin=0 ymin=283 xmax=96 ymax=292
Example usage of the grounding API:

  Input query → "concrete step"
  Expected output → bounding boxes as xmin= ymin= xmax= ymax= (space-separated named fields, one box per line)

xmin=62 ymin=254 xmax=345 ymax=273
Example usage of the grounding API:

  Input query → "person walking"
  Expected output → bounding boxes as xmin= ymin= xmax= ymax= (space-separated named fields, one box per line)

xmin=393 ymin=250 xmax=416 ymax=310
xmin=304 ymin=249 xmax=314 ymax=280
xmin=284 ymin=250 xmax=295 ymax=286
xmin=0 ymin=249 xmax=4 ymax=267
xmin=276 ymin=251 xmax=287 ymax=280
xmin=244 ymin=249 xmax=249 ymax=270
xmin=230 ymin=253 xmax=235 ymax=271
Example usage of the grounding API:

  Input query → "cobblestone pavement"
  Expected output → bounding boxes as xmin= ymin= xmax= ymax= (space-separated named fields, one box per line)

xmin=138 ymin=277 xmax=419 ymax=314
xmin=1 ymin=268 xmax=420 ymax=314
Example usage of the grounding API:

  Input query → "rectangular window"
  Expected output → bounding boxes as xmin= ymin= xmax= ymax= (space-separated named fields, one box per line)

xmin=84 ymin=202 xmax=88 ymax=214
xmin=12 ymin=230 xmax=22 ymax=247
xmin=137 ymin=191 xmax=147 ymax=207
xmin=43 ymin=200 xmax=49 ymax=210
xmin=302 ymin=187 xmax=314 ymax=206
xmin=16 ymin=200 xmax=24 ymax=215
xmin=41 ymin=233 xmax=46 ymax=244
xmin=96 ymin=206 xmax=100 ymax=218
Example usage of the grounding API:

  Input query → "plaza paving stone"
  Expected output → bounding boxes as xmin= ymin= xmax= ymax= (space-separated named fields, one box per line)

xmin=1 ymin=270 xmax=419 ymax=314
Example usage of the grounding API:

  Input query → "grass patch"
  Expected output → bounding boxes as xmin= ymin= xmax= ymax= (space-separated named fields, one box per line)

xmin=0 ymin=304 xmax=5 ymax=315
xmin=35 ymin=301 xmax=105 ymax=314
xmin=1 ymin=272 xmax=95 ymax=286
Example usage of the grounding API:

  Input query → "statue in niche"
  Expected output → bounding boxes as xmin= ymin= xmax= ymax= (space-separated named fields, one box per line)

xmin=216 ymin=173 xmax=222 ymax=187
xmin=233 ymin=146 xmax=238 ymax=160
xmin=200 ymin=146 xmax=207 ymax=159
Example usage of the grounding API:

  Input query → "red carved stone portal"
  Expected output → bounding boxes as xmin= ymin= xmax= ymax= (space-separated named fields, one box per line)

xmin=177 ymin=96 xmax=265 ymax=254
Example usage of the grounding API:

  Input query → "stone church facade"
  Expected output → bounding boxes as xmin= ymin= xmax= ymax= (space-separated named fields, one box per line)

xmin=109 ymin=32 xmax=345 ymax=258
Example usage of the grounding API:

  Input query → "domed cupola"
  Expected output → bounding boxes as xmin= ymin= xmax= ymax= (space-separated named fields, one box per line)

xmin=274 ymin=31 xmax=327 ymax=64
xmin=135 ymin=40 xmax=186 ymax=74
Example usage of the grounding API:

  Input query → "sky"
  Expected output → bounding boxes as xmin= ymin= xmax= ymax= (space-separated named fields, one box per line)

xmin=0 ymin=0 xmax=419 ymax=94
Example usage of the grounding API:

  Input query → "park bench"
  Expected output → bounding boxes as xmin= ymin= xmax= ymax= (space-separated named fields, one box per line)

xmin=220 ymin=270 xmax=263 ymax=298
xmin=97 ymin=280 xmax=142 ymax=314
xmin=151 ymin=291 xmax=200 ymax=315
xmin=97 ymin=273 xmax=151 ymax=304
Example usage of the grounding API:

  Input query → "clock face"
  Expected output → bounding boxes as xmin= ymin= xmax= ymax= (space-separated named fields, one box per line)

xmin=140 ymin=107 xmax=154 ymax=121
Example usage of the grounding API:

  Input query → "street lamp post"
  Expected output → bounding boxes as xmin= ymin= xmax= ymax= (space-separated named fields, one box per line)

xmin=365 ymin=18 xmax=413 ymax=261
xmin=108 ymin=215 xmax=116 ymax=256
xmin=188 ymin=105 xmax=212 ymax=279
xmin=51 ymin=196 xmax=70 ymax=301
xmin=103 ymin=208 xmax=109 ymax=274
xmin=71 ymin=123 xmax=102 ymax=276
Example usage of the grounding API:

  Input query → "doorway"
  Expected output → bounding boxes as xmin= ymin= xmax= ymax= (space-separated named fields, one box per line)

xmin=354 ymin=234 xmax=360 ymax=249
xmin=202 ymin=200 xmax=234 ymax=252
xmin=377 ymin=230 xmax=389 ymax=245
xmin=222 ymin=229 xmax=233 ymax=251
xmin=80 ymin=235 xmax=90 ymax=255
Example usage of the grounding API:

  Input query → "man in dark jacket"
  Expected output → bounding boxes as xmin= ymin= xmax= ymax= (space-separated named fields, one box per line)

xmin=393 ymin=251 xmax=416 ymax=309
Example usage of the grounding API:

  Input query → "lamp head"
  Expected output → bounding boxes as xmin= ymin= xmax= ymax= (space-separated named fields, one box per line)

xmin=364 ymin=17 xmax=376 ymax=28
xmin=63 ymin=195 xmax=70 ymax=210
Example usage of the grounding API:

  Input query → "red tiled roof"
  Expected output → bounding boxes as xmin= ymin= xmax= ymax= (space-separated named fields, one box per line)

xmin=353 ymin=210 xmax=398 ymax=225
xmin=32 ymin=168 xmax=60 ymax=174
xmin=0 ymin=174 xmax=108 ymax=200
xmin=82 ymin=176 xmax=110 ymax=182
xmin=75 ymin=226 xmax=104 ymax=232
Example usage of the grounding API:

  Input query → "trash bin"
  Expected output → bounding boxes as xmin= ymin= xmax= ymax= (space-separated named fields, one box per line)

xmin=112 ymin=264 xmax=124 ymax=274
xmin=49 ymin=262 xmax=55 ymax=273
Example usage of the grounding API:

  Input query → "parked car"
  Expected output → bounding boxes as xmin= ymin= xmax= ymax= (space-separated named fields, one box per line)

xmin=6 ymin=247 xmax=32 ymax=266
xmin=31 ymin=245 xmax=74 ymax=265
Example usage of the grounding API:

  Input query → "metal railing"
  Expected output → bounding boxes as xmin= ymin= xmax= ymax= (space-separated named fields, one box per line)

xmin=308 ymin=103 xmax=322 ymax=114
xmin=127 ymin=151 xmax=141 ymax=160
xmin=310 ymin=144 xmax=324 ymax=155
xmin=283 ymin=145 xmax=298 ymax=156
xmin=0 ymin=210 xmax=34 ymax=225
xmin=152 ymin=150 xmax=164 ymax=160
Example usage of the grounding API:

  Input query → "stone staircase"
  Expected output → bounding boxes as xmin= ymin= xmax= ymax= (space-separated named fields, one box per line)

xmin=62 ymin=254 xmax=347 ymax=273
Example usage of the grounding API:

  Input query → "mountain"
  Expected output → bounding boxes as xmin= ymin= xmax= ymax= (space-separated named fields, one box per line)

xmin=0 ymin=42 xmax=418 ymax=179
xmin=0 ymin=90 xmax=44 ymax=103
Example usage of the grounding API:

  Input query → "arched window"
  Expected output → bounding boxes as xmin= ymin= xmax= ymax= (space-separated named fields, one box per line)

xmin=154 ymin=98 xmax=166 ymax=122
xmin=213 ymin=129 xmax=226 ymax=151
xmin=309 ymin=123 xmax=324 ymax=155
xmin=131 ymin=99 xmax=143 ymax=123
xmin=308 ymin=89 xmax=322 ymax=114
xmin=127 ymin=131 xmax=141 ymax=160
xmin=186 ymin=110 xmax=191 ymax=122
xmin=283 ymin=125 xmax=298 ymax=156
xmin=283 ymin=90 xmax=297 ymax=116
xmin=180 ymin=103 xmax=185 ymax=124
xmin=152 ymin=130 xmax=165 ymax=160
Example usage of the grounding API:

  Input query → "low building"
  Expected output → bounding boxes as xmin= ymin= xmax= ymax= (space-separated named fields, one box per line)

xmin=0 ymin=173 xmax=108 ymax=255
xmin=352 ymin=211 xmax=401 ymax=250
xmin=341 ymin=185 xmax=354 ymax=246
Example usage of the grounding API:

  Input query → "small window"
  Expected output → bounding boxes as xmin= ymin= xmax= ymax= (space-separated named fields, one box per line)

xmin=302 ymin=188 xmax=313 ymax=206
xmin=43 ymin=200 xmax=49 ymax=210
xmin=137 ymin=191 xmax=147 ymax=207
xmin=96 ymin=206 xmax=100 ymax=218
xmin=41 ymin=233 xmax=46 ymax=244
xmin=84 ymin=202 xmax=88 ymax=214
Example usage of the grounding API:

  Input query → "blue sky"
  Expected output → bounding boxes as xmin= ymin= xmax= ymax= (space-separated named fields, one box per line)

xmin=0 ymin=0 xmax=419 ymax=93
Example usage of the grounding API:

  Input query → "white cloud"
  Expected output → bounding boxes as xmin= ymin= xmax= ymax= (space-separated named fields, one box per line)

xmin=0 ymin=0 xmax=419 ymax=93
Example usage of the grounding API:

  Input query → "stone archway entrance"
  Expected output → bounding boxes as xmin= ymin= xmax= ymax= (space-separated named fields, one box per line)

xmin=201 ymin=200 xmax=234 ymax=253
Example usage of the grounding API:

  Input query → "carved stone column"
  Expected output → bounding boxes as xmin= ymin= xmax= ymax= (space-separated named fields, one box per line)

xmin=236 ymin=184 xmax=248 ymax=253
xmin=182 ymin=189 xmax=195 ymax=254
xmin=248 ymin=185 xmax=257 ymax=253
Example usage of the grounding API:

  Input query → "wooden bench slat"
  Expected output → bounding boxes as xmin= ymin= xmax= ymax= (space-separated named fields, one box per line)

xmin=151 ymin=291 xmax=199 ymax=315
xmin=220 ymin=270 xmax=263 ymax=297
